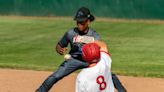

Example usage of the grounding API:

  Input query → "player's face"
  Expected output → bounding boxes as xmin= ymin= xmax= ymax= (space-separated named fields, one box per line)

xmin=76 ymin=20 xmax=90 ymax=32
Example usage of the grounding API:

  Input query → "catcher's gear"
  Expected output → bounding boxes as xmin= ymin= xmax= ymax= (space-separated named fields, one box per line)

xmin=82 ymin=43 xmax=100 ymax=63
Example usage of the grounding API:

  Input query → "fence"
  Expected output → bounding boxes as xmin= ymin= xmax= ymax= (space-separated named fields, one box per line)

xmin=0 ymin=0 xmax=164 ymax=19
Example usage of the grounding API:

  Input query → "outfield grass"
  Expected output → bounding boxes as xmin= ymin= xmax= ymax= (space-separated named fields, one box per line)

xmin=0 ymin=16 xmax=164 ymax=78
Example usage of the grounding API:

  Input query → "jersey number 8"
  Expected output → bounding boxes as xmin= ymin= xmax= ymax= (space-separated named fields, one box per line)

xmin=96 ymin=75 xmax=107 ymax=90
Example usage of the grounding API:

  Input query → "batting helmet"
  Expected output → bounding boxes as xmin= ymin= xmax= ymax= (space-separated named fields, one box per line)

xmin=74 ymin=7 xmax=95 ymax=22
xmin=82 ymin=43 xmax=100 ymax=63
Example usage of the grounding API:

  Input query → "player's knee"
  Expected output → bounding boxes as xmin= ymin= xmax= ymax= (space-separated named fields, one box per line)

xmin=53 ymin=68 xmax=67 ymax=80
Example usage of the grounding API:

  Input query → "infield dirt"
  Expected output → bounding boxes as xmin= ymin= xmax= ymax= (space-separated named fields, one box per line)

xmin=0 ymin=69 xmax=164 ymax=92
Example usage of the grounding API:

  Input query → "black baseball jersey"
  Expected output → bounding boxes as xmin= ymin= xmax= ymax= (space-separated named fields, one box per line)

xmin=58 ymin=27 xmax=100 ymax=59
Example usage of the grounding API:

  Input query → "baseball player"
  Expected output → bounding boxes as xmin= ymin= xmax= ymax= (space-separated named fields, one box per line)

xmin=76 ymin=41 xmax=114 ymax=92
xmin=36 ymin=7 xmax=126 ymax=92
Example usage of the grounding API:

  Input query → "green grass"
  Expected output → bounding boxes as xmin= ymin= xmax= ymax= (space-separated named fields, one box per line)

xmin=0 ymin=16 xmax=164 ymax=78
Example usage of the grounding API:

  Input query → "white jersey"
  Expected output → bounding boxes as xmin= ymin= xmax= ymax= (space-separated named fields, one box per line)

xmin=76 ymin=51 xmax=114 ymax=92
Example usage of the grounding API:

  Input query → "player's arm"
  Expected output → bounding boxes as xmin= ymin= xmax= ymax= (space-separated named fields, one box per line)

xmin=95 ymin=40 xmax=112 ymax=67
xmin=94 ymin=40 xmax=108 ymax=52
xmin=56 ymin=44 xmax=67 ymax=55
xmin=56 ymin=32 xmax=69 ymax=55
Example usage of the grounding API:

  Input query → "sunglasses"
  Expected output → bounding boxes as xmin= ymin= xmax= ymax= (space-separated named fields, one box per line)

xmin=77 ymin=20 xmax=87 ymax=25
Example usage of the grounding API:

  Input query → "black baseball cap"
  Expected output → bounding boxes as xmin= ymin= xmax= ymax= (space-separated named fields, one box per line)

xmin=74 ymin=7 xmax=95 ymax=22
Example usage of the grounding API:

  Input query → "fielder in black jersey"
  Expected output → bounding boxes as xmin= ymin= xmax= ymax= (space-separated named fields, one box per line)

xmin=59 ymin=27 xmax=100 ymax=60
xmin=36 ymin=7 xmax=127 ymax=92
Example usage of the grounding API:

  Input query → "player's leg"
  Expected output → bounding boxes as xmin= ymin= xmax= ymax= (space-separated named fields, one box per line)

xmin=36 ymin=58 xmax=89 ymax=92
xmin=112 ymin=73 xmax=127 ymax=92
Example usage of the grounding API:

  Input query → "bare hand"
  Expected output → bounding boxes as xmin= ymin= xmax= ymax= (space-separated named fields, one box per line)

xmin=56 ymin=44 xmax=67 ymax=55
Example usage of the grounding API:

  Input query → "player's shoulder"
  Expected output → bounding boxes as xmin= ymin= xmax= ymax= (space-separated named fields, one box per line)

xmin=88 ymin=28 xmax=97 ymax=33
xmin=66 ymin=28 xmax=75 ymax=33
xmin=100 ymin=51 xmax=111 ymax=57
xmin=100 ymin=51 xmax=112 ymax=64
xmin=66 ymin=28 xmax=78 ymax=36
xmin=88 ymin=28 xmax=100 ymax=39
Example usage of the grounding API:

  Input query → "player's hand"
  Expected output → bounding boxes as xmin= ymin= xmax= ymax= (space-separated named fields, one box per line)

xmin=56 ymin=44 xmax=68 ymax=55
xmin=61 ymin=47 xmax=68 ymax=54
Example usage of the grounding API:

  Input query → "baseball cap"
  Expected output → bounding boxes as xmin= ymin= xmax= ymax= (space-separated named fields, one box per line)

xmin=74 ymin=7 xmax=95 ymax=22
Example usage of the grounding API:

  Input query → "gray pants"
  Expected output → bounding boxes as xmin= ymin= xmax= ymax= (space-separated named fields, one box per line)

xmin=37 ymin=58 xmax=89 ymax=92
